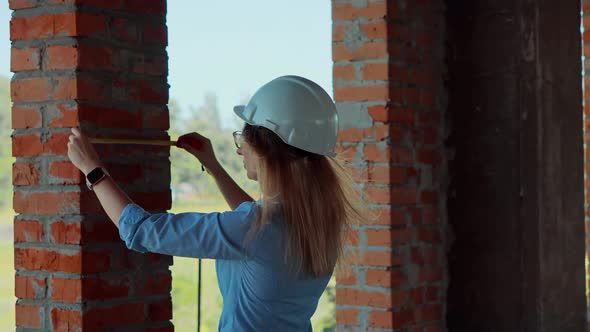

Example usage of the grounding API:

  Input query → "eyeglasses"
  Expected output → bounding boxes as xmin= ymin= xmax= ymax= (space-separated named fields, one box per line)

xmin=233 ymin=131 xmax=243 ymax=149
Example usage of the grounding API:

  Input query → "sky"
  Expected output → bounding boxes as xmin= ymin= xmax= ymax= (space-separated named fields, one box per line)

xmin=0 ymin=9 xmax=12 ymax=75
xmin=0 ymin=1 xmax=333 ymax=128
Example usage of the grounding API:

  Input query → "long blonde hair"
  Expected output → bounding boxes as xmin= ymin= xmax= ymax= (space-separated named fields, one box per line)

xmin=243 ymin=124 xmax=363 ymax=277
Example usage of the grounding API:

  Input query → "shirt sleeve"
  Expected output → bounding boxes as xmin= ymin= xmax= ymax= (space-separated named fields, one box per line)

xmin=118 ymin=201 xmax=257 ymax=260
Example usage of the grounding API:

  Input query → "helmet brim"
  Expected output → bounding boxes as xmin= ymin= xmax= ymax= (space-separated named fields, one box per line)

xmin=233 ymin=105 xmax=255 ymax=125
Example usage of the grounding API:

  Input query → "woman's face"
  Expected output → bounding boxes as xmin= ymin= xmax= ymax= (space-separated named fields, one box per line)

xmin=237 ymin=140 xmax=259 ymax=181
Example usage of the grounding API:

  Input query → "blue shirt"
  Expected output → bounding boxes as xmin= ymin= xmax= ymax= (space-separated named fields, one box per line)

xmin=118 ymin=201 xmax=331 ymax=331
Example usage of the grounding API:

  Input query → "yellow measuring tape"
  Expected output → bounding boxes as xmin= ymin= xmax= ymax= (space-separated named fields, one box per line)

xmin=89 ymin=138 xmax=178 ymax=146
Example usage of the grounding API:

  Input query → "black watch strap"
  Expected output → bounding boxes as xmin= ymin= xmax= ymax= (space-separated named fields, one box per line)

xmin=86 ymin=167 xmax=109 ymax=190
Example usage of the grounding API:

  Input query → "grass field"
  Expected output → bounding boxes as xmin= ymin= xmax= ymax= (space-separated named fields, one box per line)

xmin=0 ymin=209 xmax=14 ymax=329
xmin=0 ymin=203 xmax=335 ymax=331
xmin=0 ymin=242 xmax=14 ymax=329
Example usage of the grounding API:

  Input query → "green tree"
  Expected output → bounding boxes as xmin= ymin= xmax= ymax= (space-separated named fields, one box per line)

xmin=0 ymin=76 xmax=13 ymax=210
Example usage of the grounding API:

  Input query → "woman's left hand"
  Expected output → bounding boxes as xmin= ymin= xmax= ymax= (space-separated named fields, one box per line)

xmin=177 ymin=132 xmax=218 ymax=170
xmin=67 ymin=128 xmax=103 ymax=175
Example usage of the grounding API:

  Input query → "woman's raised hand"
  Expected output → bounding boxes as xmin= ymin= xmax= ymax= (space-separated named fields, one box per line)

xmin=67 ymin=128 xmax=102 ymax=175
xmin=176 ymin=132 xmax=218 ymax=170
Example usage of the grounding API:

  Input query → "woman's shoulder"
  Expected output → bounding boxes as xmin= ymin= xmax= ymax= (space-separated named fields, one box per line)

xmin=234 ymin=200 xmax=259 ymax=213
xmin=228 ymin=200 xmax=286 ymax=244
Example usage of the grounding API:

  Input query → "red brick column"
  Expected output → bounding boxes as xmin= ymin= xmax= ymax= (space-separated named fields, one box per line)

xmin=10 ymin=1 xmax=173 ymax=331
xmin=333 ymin=0 xmax=446 ymax=330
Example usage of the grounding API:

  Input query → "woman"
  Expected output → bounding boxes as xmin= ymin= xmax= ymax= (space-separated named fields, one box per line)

xmin=67 ymin=75 xmax=364 ymax=331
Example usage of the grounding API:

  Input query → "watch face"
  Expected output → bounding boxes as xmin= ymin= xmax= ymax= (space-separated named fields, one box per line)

xmin=87 ymin=168 xmax=105 ymax=184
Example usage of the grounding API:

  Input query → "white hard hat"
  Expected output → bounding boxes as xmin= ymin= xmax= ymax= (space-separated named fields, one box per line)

xmin=233 ymin=75 xmax=338 ymax=157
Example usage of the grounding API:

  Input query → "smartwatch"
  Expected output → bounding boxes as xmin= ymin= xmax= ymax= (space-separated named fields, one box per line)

xmin=86 ymin=167 xmax=109 ymax=190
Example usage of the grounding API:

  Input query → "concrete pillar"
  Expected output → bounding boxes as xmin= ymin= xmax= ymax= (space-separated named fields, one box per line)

xmin=10 ymin=0 xmax=173 ymax=330
xmin=581 ymin=1 xmax=590 ymax=329
xmin=446 ymin=0 xmax=585 ymax=331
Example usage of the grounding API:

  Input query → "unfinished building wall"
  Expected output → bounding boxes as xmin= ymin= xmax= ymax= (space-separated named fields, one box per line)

xmin=10 ymin=1 xmax=173 ymax=330
xmin=332 ymin=0 xmax=447 ymax=330
xmin=583 ymin=1 xmax=590 ymax=329
xmin=446 ymin=0 xmax=585 ymax=331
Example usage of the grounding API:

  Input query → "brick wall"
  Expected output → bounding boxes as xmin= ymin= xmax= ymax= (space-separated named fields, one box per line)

xmin=10 ymin=1 xmax=173 ymax=330
xmin=332 ymin=0 xmax=446 ymax=330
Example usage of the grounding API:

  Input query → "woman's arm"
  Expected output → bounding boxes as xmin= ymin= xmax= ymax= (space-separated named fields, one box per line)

xmin=119 ymin=204 xmax=255 ymax=259
xmin=67 ymin=128 xmax=131 ymax=226
xmin=177 ymin=132 xmax=254 ymax=209
xmin=88 ymin=176 xmax=132 ymax=227
xmin=206 ymin=159 xmax=254 ymax=210
xmin=67 ymin=128 xmax=253 ymax=227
